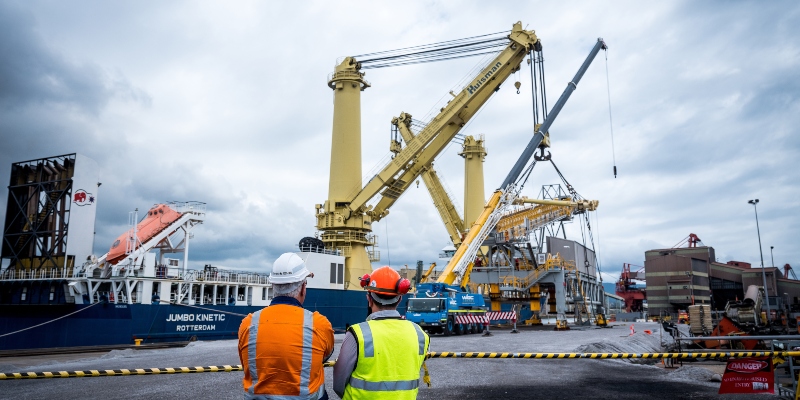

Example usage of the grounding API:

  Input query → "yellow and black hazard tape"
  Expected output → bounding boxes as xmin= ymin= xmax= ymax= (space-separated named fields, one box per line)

xmin=5 ymin=351 xmax=800 ymax=380
xmin=0 ymin=365 xmax=242 ymax=380
xmin=425 ymin=351 xmax=800 ymax=359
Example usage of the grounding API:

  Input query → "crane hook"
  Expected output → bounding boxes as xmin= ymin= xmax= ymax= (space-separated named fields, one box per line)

xmin=514 ymin=81 xmax=521 ymax=94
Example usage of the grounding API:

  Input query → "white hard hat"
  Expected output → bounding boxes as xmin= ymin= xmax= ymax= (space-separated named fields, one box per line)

xmin=269 ymin=253 xmax=314 ymax=284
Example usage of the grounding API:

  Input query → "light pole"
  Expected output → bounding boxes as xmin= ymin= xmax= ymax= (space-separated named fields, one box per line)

xmin=770 ymin=246 xmax=775 ymax=269
xmin=748 ymin=199 xmax=771 ymax=322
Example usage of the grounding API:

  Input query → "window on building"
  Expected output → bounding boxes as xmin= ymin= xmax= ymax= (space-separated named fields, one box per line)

xmin=262 ymin=287 xmax=267 ymax=300
xmin=50 ymin=286 xmax=56 ymax=301
xmin=337 ymin=264 xmax=344 ymax=284
xmin=330 ymin=263 xmax=337 ymax=284
xmin=21 ymin=287 xmax=27 ymax=301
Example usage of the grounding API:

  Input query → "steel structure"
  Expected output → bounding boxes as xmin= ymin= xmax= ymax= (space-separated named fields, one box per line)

xmin=1 ymin=154 xmax=98 ymax=274
xmin=316 ymin=22 xmax=542 ymax=289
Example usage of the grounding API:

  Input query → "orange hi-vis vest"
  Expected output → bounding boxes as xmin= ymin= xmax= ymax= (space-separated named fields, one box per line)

xmin=238 ymin=303 xmax=334 ymax=399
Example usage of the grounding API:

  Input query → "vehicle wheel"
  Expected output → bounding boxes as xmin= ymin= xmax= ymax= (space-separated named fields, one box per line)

xmin=455 ymin=323 xmax=464 ymax=335
xmin=477 ymin=323 xmax=485 ymax=333
xmin=467 ymin=323 xmax=475 ymax=334
xmin=445 ymin=319 xmax=454 ymax=336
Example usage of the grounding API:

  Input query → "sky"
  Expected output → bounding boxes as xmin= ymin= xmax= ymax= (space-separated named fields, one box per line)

xmin=1 ymin=1 xmax=798 ymax=284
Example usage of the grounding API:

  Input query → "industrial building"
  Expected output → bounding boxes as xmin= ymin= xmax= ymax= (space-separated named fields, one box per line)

xmin=644 ymin=244 xmax=800 ymax=319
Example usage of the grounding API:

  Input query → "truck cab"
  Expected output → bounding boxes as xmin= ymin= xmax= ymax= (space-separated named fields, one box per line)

xmin=406 ymin=283 xmax=486 ymax=335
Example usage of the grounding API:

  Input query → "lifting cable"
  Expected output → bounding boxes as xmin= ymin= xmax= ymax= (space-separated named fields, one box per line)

xmin=604 ymin=49 xmax=618 ymax=178
xmin=547 ymin=157 xmax=601 ymax=280
xmin=528 ymin=49 xmax=539 ymax=127
xmin=355 ymin=32 xmax=510 ymax=69
xmin=538 ymin=48 xmax=548 ymax=119
xmin=385 ymin=218 xmax=391 ymax=267
xmin=515 ymin=159 xmax=538 ymax=194
xmin=354 ymin=30 xmax=507 ymax=58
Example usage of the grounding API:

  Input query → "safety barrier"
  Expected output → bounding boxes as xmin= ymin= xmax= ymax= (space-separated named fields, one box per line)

xmin=486 ymin=312 xmax=516 ymax=321
xmin=455 ymin=312 xmax=515 ymax=324
xmin=3 ymin=351 xmax=799 ymax=380
xmin=454 ymin=315 xmax=485 ymax=324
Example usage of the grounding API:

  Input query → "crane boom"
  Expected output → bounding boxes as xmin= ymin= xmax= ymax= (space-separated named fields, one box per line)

xmin=501 ymin=38 xmax=607 ymax=189
xmin=343 ymin=22 xmax=540 ymax=221
xmin=394 ymin=114 xmax=466 ymax=246
xmin=437 ymin=38 xmax=608 ymax=286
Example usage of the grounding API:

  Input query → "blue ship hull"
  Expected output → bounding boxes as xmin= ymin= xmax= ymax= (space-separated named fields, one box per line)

xmin=0 ymin=288 xmax=405 ymax=351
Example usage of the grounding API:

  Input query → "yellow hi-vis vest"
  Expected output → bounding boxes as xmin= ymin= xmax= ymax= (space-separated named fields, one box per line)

xmin=343 ymin=318 xmax=429 ymax=400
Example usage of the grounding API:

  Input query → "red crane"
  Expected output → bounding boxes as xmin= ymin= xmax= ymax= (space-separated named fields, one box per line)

xmin=615 ymin=263 xmax=646 ymax=312
xmin=784 ymin=264 xmax=797 ymax=280
xmin=672 ymin=233 xmax=703 ymax=248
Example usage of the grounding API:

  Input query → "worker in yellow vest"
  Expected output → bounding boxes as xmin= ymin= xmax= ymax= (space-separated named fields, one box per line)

xmin=238 ymin=253 xmax=334 ymax=399
xmin=333 ymin=266 xmax=429 ymax=399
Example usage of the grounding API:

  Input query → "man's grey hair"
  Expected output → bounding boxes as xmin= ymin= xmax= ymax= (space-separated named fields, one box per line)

xmin=272 ymin=280 xmax=305 ymax=297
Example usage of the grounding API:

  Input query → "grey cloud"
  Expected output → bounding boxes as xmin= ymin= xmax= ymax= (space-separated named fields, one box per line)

xmin=1 ymin=1 xmax=799 ymax=284
xmin=0 ymin=3 xmax=150 ymax=114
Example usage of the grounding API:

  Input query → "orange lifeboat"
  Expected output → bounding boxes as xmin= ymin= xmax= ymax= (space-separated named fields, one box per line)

xmin=107 ymin=204 xmax=182 ymax=265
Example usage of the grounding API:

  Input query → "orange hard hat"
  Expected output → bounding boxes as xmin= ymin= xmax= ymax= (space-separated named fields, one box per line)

xmin=359 ymin=266 xmax=411 ymax=297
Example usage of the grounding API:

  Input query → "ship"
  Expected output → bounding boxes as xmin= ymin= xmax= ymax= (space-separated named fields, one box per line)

xmin=0 ymin=154 xmax=377 ymax=351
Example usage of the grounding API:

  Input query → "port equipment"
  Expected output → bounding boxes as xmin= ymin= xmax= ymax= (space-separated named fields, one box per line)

xmin=616 ymin=263 xmax=646 ymax=312
xmin=686 ymin=285 xmax=780 ymax=350
xmin=671 ymin=233 xmax=703 ymax=248
xmin=315 ymin=21 xmax=544 ymax=289
xmin=418 ymin=262 xmax=437 ymax=284
xmin=407 ymin=37 xmax=607 ymax=333
xmin=1 ymin=154 xmax=98 ymax=276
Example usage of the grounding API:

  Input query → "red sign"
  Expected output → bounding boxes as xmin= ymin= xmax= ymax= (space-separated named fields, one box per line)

xmin=718 ymin=357 xmax=774 ymax=394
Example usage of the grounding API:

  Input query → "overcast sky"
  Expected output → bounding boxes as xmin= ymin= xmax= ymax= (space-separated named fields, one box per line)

xmin=1 ymin=1 xmax=798 ymax=284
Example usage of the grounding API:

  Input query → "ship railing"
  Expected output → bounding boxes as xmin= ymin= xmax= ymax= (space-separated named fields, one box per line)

xmin=195 ymin=270 xmax=269 ymax=285
xmin=167 ymin=201 xmax=207 ymax=215
xmin=298 ymin=245 xmax=341 ymax=256
xmin=155 ymin=266 xmax=185 ymax=279
xmin=0 ymin=268 xmax=72 ymax=281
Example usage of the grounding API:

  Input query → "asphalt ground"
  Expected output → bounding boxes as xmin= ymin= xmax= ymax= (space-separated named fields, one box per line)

xmin=0 ymin=322 xmax=786 ymax=399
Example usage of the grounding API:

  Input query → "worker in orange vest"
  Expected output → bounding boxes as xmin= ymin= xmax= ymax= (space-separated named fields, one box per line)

xmin=333 ymin=266 xmax=429 ymax=399
xmin=238 ymin=253 xmax=334 ymax=399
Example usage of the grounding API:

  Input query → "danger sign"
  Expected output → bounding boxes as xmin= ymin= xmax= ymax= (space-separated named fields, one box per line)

xmin=718 ymin=357 xmax=774 ymax=394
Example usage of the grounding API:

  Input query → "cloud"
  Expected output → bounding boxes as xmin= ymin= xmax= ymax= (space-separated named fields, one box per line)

xmin=0 ymin=3 xmax=150 ymax=114
xmin=0 ymin=0 xmax=798 ymax=285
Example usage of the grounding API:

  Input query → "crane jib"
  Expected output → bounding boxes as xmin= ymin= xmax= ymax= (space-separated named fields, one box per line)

xmin=500 ymin=38 xmax=606 ymax=190
xmin=467 ymin=62 xmax=503 ymax=96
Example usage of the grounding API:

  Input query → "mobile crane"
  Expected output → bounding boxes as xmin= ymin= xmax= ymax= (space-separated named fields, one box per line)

xmin=406 ymin=37 xmax=608 ymax=333
xmin=317 ymin=22 xmax=544 ymax=288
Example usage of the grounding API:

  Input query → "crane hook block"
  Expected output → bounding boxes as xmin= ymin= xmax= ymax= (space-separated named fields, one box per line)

xmin=514 ymin=81 xmax=521 ymax=94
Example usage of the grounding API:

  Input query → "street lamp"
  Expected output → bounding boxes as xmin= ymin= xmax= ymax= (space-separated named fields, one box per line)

xmin=748 ymin=199 xmax=771 ymax=322
xmin=770 ymin=246 xmax=775 ymax=269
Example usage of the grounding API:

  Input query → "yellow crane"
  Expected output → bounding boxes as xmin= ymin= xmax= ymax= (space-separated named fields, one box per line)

xmin=317 ymin=22 xmax=542 ymax=288
xmin=418 ymin=262 xmax=437 ymax=284
xmin=391 ymin=113 xmax=466 ymax=247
